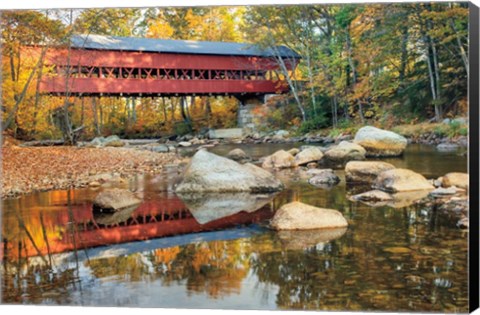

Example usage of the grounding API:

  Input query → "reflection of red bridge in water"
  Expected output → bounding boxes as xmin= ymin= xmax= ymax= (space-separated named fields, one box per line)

xmin=1 ymin=197 xmax=273 ymax=261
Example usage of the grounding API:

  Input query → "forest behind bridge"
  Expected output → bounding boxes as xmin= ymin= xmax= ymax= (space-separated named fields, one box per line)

xmin=1 ymin=3 xmax=469 ymax=141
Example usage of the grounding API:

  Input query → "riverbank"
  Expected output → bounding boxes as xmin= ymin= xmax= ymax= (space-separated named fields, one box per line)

xmin=1 ymin=143 xmax=183 ymax=199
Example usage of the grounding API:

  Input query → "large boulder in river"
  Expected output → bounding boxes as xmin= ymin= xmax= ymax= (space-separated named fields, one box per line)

xmin=354 ymin=126 xmax=407 ymax=157
xmin=93 ymin=188 xmax=141 ymax=213
xmin=345 ymin=161 xmax=396 ymax=184
xmin=176 ymin=150 xmax=283 ymax=193
xmin=294 ymin=147 xmax=324 ymax=166
xmin=270 ymin=202 xmax=348 ymax=230
xmin=373 ymin=168 xmax=434 ymax=193
xmin=324 ymin=141 xmax=366 ymax=163
xmin=441 ymin=172 xmax=469 ymax=190
xmin=262 ymin=150 xmax=295 ymax=169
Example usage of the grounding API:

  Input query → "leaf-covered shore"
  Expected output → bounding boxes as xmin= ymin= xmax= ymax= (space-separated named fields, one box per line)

xmin=1 ymin=140 xmax=181 ymax=198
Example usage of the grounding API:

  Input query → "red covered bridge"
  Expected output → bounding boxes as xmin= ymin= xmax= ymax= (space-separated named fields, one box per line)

xmin=35 ymin=34 xmax=301 ymax=98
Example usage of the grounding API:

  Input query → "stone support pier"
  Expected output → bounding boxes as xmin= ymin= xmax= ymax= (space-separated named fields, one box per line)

xmin=237 ymin=94 xmax=276 ymax=134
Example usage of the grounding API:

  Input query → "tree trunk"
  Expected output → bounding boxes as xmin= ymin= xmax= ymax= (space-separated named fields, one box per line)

xmin=274 ymin=54 xmax=306 ymax=122
xmin=80 ymin=97 xmax=85 ymax=126
xmin=180 ymin=96 xmax=191 ymax=125
xmin=346 ymin=31 xmax=357 ymax=85
xmin=205 ymin=97 xmax=212 ymax=117
xmin=399 ymin=25 xmax=409 ymax=83
xmin=31 ymin=51 xmax=46 ymax=135
xmin=131 ymin=98 xmax=137 ymax=123
xmin=305 ymin=45 xmax=317 ymax=118
xmin=448 ymin=6 xmax=468 ymax=76
xmin=357 ymin=100 xmax=365 ymax=124
xmin=91 ymin=97 xmax=101 ymax=136
xmin=2 ymin=47 xmax=47 ymax=132
xmin=162 ymin=97 xmax=167 ymax=123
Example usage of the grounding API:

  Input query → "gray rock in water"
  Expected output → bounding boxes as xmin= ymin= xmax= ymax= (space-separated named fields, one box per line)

xmin=294 ymin=147 xmax=324 ymax=166
xmin=345 ymin=161 xmax=396 ymax=184
xmin=442 ymin=172 xmax=469 ymax=190
xmin=350 ymin=190 xmax=393 ymax=202
xmin=93 ymin=188 xmax=141 ymax=213
xmin=324 ymin=141 xmax=366 ymax=163
xmin=373 ymin=168 xmax=434 ymax=193
xmin=437 ymin=143 xmax=459 ymax=151
xmin=262 ymin=150 xmax=295 ymax=169
xmin=354 ymin=126 xmax=407 ymax=157
xmin=227 ymin=148 xmax=251 ymax=163
xmin=308 ymin=169 xmax=340 ymax=187
xmin=270 ymin=201 xmax=348 ymax=230
xmin=175 ymin=150 xmax=284 ymax=193
xmin=177 ymin=192 xmax=275 ymax=224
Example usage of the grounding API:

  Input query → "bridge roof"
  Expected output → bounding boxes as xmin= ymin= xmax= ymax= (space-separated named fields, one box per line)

xmin=71 ymin=34 xmax=301 ymax=59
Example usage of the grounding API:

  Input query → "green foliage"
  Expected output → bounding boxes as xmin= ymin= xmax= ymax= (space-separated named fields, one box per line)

xmin=1 ymin=4 xmax=469 ymax=140
xmin=173 ymin=121 xmax=193 ymax=136
xmin=328 ymin=128 xmax=342 ymax=138
xmin=298 ymin=114 xmax=329 ymax=134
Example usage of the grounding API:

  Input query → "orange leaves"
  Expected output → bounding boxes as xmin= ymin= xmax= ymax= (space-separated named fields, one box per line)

xmin=1 ymin=146 xmax=179 ymax=198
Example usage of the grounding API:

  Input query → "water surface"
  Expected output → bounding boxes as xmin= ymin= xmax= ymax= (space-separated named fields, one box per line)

xmin=0 ymin=144 xmax=469 ymax=312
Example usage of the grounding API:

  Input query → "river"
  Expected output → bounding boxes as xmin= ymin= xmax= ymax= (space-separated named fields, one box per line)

xmin=0 ymin=143 xmax=468 ymax=312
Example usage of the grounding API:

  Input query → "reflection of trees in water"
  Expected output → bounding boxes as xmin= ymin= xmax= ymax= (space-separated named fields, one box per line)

xmin=1 ymin=195 xmax=469 ymax=311
xmin=81 ymin=239 xmax=251 ymax=298
xmin=150 ymin=240 xmax=251 ymax=298
xmin=247 ymin=205 xmax=469 ymax=312
xmin=2 ymin=237 xmax=82 ymax=304
xmin=250 ymin=235 xmax=343 ymax=310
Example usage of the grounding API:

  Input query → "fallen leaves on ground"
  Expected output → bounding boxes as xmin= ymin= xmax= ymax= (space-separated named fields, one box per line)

xmin=1 ymin=145 xmax=182 ymax=198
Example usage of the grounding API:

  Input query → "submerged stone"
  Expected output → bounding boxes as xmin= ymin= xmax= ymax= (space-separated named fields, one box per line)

xmin=227 ymin=148 xmax=251 ymax=163
xmin=308 ymin=169 xmax=340 ymax=187
xmin=93 ymin=188 xmax=141 ymax=213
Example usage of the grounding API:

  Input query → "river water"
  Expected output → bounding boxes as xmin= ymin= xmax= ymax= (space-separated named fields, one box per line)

xmin=0 ymin=144 xmax=469 ymax=312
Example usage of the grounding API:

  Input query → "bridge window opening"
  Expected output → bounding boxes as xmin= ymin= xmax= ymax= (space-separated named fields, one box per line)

xmin=51 ymin=65 xmax=276 ymax=82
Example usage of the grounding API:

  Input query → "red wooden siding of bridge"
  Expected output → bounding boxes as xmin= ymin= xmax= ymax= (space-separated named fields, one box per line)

xmin=31 ymin=47 xmax=299 ymax=97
